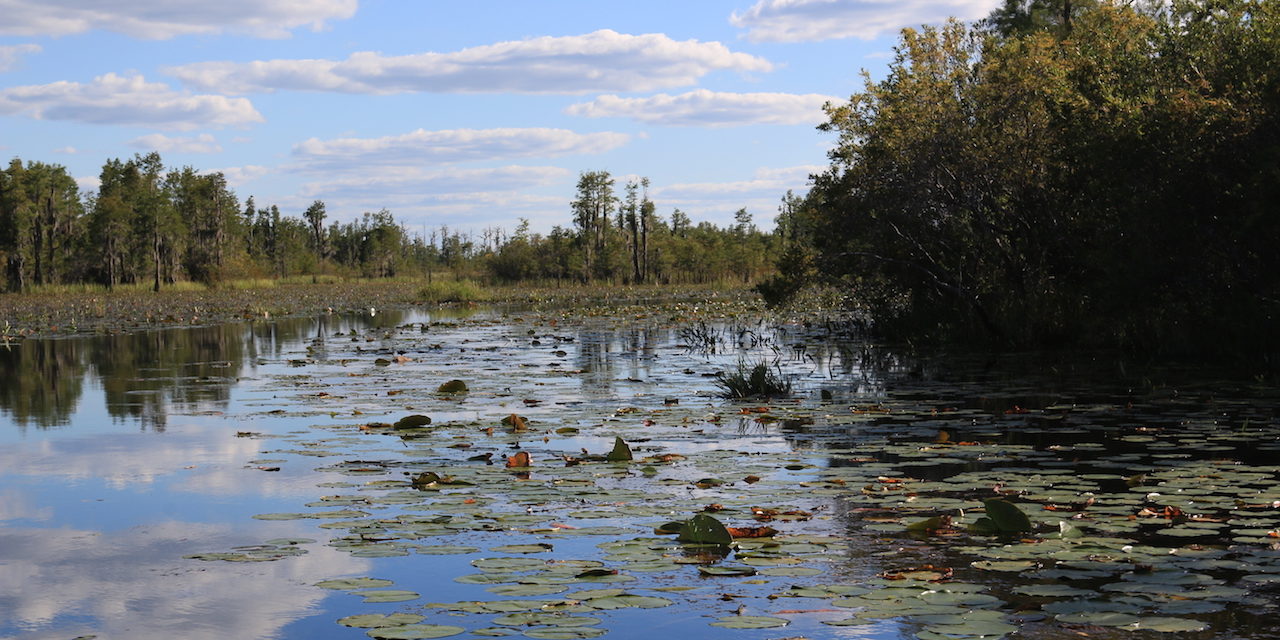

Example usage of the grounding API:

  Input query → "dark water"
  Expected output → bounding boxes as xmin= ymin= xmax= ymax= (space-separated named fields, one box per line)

xmin=0 ymin=308 xmax=1276 ymax=640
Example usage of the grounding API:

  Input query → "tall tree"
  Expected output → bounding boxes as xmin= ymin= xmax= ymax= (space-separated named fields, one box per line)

xmin=570 ymin=171 xmax=615 ymax=280
xmin=303 ymin=200 xmax=328 ymax=263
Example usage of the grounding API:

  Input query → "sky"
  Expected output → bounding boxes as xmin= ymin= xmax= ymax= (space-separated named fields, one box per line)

xmin=0 ymin=0 xmax=1000 ymax=234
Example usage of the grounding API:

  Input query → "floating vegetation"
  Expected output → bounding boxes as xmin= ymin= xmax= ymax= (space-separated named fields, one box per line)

xmin=9 ymin=297 xmax=1277 ymax=639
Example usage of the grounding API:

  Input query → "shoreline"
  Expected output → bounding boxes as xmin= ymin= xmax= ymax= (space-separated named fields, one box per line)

xmin=0 ymin=280 xmax=761 ymax=340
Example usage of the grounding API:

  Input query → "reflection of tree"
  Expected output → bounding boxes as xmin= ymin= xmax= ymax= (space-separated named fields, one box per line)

xmin=0 ymin=338 xmax=85 ymax=428
xmin=88 ymin=325 xmax=253 ymax=431
xmin=574 ymin=322 xmax=668 ymax=397
xmin=0 ymin=310 xmax=430 ymax=432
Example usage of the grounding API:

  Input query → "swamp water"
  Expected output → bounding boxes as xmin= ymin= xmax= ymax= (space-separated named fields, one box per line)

xmin=0 ymin=302 xmax=1277 ymax=640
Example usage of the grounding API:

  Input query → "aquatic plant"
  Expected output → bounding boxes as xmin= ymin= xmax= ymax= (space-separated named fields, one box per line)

xmin=715 ymin=360 xmax=792 ymax=399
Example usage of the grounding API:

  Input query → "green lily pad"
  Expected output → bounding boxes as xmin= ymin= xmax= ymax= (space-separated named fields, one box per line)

xmin=677 ymin=513 xmax=732 ymax=545
xmin=709 ymin=615 xmax=789 ymax=629
xmin=366 ymin=625 xmax=466 ymax=639
xmin=338 ymin=614 xmax=425 ymax=628
xmin=1126 ymin=617 xmax=1210 ymax=632
xmin=358 ymin=590 xmax=420 ymax=603
xmin=492 ymin=543 xmax=554 ymax=554
xmin=1056 ymin=612 xmax=1142 ymax=626
xmin=316 ymin=577 xmax=394 ymax=590
xmin=522 ymin=628 xmax=606 ymax=639
xmin=437 ymin=380 xmax=469 ymax=393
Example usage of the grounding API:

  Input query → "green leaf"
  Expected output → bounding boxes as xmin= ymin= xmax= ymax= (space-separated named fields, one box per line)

xmin=437 ymin=380 xmax=468 ymax=393
xmin=605 ymin=436 xmax=632 ymax=462
xmin=983 ymin=499 xmax=1032 ymax=533
xmin=677 ymin=513 xmax=732 ymax=545
xmin=394 ymin=414 xmax=432 ymax=429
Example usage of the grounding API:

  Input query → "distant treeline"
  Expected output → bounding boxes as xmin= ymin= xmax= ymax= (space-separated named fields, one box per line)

xmin=0 ymin=154 xmax=779 ymax=291
xmin=763 ymin=0 xmax=1280 ymax=361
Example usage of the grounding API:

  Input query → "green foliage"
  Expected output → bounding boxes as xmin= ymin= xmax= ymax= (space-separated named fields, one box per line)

xmin=417 ymin=280 xmax=490 ymax=303
xmin=775 ymin=0 xmax=1280 ymax=362
xmin=716 ymin=361 xmax=792 ymax=399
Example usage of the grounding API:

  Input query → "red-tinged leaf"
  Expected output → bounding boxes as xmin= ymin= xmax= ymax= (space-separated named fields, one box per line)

xmin=726 ymin=526 xmax=778 ymax=539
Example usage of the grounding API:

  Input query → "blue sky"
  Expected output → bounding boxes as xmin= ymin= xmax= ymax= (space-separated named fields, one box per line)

xmin=0 ymin=0 xmax=998 ymax=233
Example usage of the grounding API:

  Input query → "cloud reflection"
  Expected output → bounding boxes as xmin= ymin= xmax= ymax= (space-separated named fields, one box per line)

xmin=0 ymin=521 xmax=367 ymax=639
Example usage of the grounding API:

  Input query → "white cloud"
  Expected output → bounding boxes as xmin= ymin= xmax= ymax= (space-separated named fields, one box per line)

xmin=166 ymin=30 xmax=774 ymax=95
xmin=0 ymin=43 xmax=40 ymax=72
xmin=130 ymin=133 xmax=223 ymax=153
xmin=566 ymin=89 xmax=838 ymax=127
xmin=205 ymin=164 xmax=272 ymax=187
xmin=730 ymin=0 xmax=998 ymax=42
xmin=657 ymin=165 xmax=822 ymax=199
xmin=0 ymin=73 xmax=264 ymax=130
xmin=75 ymin=175 xmax=100 ymax=192
xmin=652 ymin=165 xmax=821 ymax=227
xmin=292 ymin=127 xmax=629 ymax=170
xmin=286 ymin=165 xmax=575 ymax=232
xmin=0 ymin=0 xmax=357 ymax=39
xmin=299 ymin=165 xmax=571 ymax=199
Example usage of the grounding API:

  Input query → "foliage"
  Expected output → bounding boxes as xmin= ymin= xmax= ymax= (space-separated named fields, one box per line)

xmin=771 ymin=0 xmax=1280 ymax=362
xmin=715 ymin=361 xmax=792 ymax=399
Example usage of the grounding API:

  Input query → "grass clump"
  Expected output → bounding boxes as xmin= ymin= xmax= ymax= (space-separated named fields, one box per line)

xmin=417 ymin=280 xmax=490 ymax=303
xmin=716 ymin=361 xmax=791 ymax=399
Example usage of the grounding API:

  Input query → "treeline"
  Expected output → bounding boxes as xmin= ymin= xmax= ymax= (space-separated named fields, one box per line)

xmin=0 ymin=154 xmax=779 ymax=292
xmin=490 ymin=171 xmax=775 ymax=284
xmin=764 ymin=0 xmax=1280 ymax=360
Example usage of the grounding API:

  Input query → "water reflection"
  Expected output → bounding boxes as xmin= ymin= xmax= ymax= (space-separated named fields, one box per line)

xmin=0 ymin=308 xmax=466 ymax=432
xmin=0 ymin=522 xmax=368 ymax=640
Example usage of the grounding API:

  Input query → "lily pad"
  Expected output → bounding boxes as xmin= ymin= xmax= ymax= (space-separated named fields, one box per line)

xmin=709 ymin=615 xmax=789 ymax=629
xmin=366 ymin=625 xmax=466 ymax=639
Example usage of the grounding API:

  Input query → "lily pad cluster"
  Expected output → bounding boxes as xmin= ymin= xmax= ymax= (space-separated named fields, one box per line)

xmin=198 ymin=306 xmax=1280 ymax=639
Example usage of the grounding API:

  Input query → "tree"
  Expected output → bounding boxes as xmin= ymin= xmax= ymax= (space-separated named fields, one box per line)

xmin=623 ymin=180 xmax=641 ymax=282
xmin=303 ymin=200 xmax=328 ymax=264
xmin=570 ymin=171 xmax=616 ymax=281
xmin=0 ymin=160 xmax=82 ymax=291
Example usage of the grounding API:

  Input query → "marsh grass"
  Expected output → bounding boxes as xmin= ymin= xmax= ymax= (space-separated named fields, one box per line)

xmin=716 ymin=360 xmax=792 ymax=399
xmin=417 ymin=280 xmax=491 ymax=303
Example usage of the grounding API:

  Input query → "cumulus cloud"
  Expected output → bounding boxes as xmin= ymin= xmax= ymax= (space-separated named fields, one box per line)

xmin=130 ymin=133 xmax=223 ymax=153
xmin=0 ymin=44 xmax=40 ymax=72
xmin=75 ymin=175 xmax=100 ymax=192
xmin=0 ymin=73 xmax=264 ymax=130
xmin=657 ymin=165 xmax=821 ymax=199
xmin=0 ymin=0 xmax=357 ymax=39
xmin=652 ymin=165 xmax=821 ymax=227
xmin=205 ymin=164 xmax=272 ymax=187
xmin=730 ymin=0 xmax=998 ymax=42
xmin=292 ymin=127 xmax=629 ymax=170
xmin=298 ymin=165 xmax=571 ymax=199
xmin=566 ymin=89 xmax=838 ymax=127
xmin=165 ymin=30 xmax=774 ymax=95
